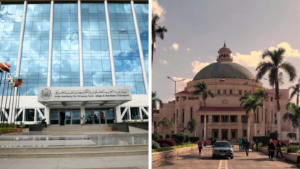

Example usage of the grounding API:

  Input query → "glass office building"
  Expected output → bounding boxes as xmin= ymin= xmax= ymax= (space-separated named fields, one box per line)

xmin=0 ymin=0 xmax=149 ymax=125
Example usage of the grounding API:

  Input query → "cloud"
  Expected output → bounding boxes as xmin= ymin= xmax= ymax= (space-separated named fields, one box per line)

xmin=163 ymin=48 xmax=167 ymax=51
xmin=152 ymin=0 xmax=165 ymax=21
xmin=232 ymin=42 xmax=300 ymax=68
xmin=191 ymin=61 xmax=210 ymax=73
xmin=159 ymin=59 xmax=169 ymax=65
xmin=172 ymin=43 xmax=179 ymax=50
xmin=172 ymin=77 xmax=192 ymax=92
xmin=187 ymin=48 xmax=190 ymax=51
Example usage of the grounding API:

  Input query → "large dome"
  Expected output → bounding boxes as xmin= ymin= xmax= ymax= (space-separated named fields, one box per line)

xmin=193 ymin=62 xmax=255 ymax=81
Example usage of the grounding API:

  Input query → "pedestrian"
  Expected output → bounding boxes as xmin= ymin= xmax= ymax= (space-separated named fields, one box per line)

xmin=255 ymin=139 xmax=259 ymax=151
xmin=245 ymin=139 xmax=250 ymax=156
xmin=251 ymin=140 xmax=254 ymax=151
xmin=268 ymin=139 xmax=275 ymax=160
xmin=242 ymin=139 xmax=245 ymax=151
xmin=276 ymin=140 xmax=284 ymax=159
xmin=238 ymin=139 xmax=242 ymax=151
xmin=198 ymin=140 xmax=203 ymax=156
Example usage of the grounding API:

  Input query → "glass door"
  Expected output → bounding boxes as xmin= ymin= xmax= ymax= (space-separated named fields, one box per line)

xmin=65 ymin=111 xmax=71 ymax=125
xmin=99 ymin=110 xmax=106 ymax=124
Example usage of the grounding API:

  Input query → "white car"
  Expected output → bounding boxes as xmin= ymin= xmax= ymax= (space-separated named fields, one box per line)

xmin=212 ymin=141 xmax=234 ymax=159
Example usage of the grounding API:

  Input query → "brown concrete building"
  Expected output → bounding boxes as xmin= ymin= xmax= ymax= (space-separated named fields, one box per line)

xmin=153 ymin=43 xmax=293 ymax=141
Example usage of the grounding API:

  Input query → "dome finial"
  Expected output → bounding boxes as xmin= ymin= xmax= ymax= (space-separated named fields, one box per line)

xmin=224 ymin=41 xmax=226 ymax=47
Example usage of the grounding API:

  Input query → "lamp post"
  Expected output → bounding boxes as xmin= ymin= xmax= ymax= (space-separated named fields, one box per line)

xmin=167 ymin=76 xmax=185 ymax=134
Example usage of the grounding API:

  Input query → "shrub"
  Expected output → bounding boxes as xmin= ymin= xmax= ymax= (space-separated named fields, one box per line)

xmin=297 ymin=150 xmax=300 ymax=154
xmin=287 ymin=146 xmax=299 ymax=153
xmin=156 ymin=138 xmax=177 ymax=147
xmin=282 ymin=147 xmax=288 ymax=152
xmin=253 ymin=136 xmax=271 ymax=146
xmin=190 ymin=137 xmax=199 ymax=143
xmin=152 ymin=141 xmax=160 ymax=149
xmin=258 ymin=142 xmax=263 ymax=147
xmin=166 ymin=134 xmax=171 ymax=138
xmin=160 ymin=143 xmax=170 ymax=148
xmin=152 ymin=133 xmax=159 ymax=141
xmin=159 ymin=134 xmax=165 ymax=139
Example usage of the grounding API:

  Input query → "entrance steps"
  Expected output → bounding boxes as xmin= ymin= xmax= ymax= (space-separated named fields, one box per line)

xmin=0 ymin=145 xmax=148 ymax=158
xmin=42 ymin=125 xmax=110 ymax=133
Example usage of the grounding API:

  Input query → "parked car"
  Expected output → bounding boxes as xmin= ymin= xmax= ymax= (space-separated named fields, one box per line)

xmin=212 ymin=141 xmax=234 ymax=159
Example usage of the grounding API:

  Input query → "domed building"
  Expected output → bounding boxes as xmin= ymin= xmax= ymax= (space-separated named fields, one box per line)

xmin=153 ymin=43 xmax=292 ymax=141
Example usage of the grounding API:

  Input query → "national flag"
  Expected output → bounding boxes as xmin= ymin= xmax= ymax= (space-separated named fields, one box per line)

xmin=244 ymin=82 xmax=248 ymax=85
xmin=220 ymin=78 xmax=225 ymax=82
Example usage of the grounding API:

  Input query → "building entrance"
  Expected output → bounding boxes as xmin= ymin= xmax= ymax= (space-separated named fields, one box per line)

xmin=50 ymin=109 xmax=81 ymax=125
xmin=85 ymin=108 xmax=115 ymax=124
xmin=60 ymin=112 xmax=65 ymax=125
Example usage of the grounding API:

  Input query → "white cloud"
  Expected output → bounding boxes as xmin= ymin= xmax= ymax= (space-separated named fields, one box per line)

xmin=152 ymin=0 xmax=165 ymax=21
xmin=191 ymin=61 xmax=210 ymax=73
xmin=232 ymin=42 xmax=300 ymax=68
xmin=187 ymin=48 xmax=190 ymax=51
xmin=159 ymin=59 xmax=169 ymax=65
xmin=172 ymin=77 xmax=192 ymax=92
xmin=172 ymin=43 xmax=179 ymax=50
xmin=163 ymin=48 xmax=167 ymax=51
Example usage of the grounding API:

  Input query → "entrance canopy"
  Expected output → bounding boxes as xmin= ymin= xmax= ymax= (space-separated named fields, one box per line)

xmin=38 ymin=86 xmax=132 ymax=107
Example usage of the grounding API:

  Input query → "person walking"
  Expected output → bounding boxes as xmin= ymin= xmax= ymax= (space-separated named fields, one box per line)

xmin=245 ymin=139 xmax=250 ymax=156
xmin=268 ymin=139 xmax=276 ymax=160
xmin=198 ymin=140 xmax=203 ymax=156
xmin=238 ymin=139 xmax=242 ymax=151
xmin=276 ymin=140 xmax=284 ymax=159
xmin=255 ymin=139 xmax=259 ymax=151
xmin=251 ymin=140 xmax=254 ymax=151
xmin=242 ymin=139 xmax=245 ymax=151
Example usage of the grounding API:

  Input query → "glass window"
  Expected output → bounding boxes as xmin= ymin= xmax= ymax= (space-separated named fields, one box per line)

xmin=142 ymin=107 xmax=148 ymax=120
xmin=130 ymin=107 xmax=140 ymax=120
xmin=25 ymin=109 xmax=35 ymax=121
xmin=121 ymin=107 xmax=129 ymax=120
xmin=16 ymin=110 xmax=23 ymax=122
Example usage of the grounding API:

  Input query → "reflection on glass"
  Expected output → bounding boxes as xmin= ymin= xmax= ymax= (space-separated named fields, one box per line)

xmin=66 ymin=111 xmax=71 ymax=124
xmin=130 ymin=107 xmax=140 ymax=120
xmin=25 ymin=109 xmax=35 ymax=121
xmin=121 ymin=107 xmax=128 ymax=120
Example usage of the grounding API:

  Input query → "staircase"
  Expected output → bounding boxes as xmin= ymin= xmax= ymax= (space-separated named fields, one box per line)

xmin=0 ymin=145 xmax=148 ymax=158
xmin=42 ymin=125 xmax=111 ymax=134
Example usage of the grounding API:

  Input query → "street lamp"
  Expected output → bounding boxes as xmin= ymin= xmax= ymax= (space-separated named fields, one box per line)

xmin=167 ymin=76 xmax=186 ymax=134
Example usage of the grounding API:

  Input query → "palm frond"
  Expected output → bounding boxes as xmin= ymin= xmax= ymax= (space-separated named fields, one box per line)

xmin=279 ymin=62 xmax=297 ymax=82
xmin=256 ymin=61 xmax=274 ymax=80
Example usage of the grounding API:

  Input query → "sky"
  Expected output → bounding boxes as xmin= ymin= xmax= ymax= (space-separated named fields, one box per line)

xmin=152 ymin=0 xmax=300 ymax=103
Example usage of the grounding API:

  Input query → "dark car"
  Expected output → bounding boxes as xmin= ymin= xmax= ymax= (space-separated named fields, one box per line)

xmin=212 ymin=141 xmax=234 ymax=159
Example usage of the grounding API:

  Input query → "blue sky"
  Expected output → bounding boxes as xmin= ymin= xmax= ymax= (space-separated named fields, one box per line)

xmin=152 ymin=0 xmax=300 ymax=102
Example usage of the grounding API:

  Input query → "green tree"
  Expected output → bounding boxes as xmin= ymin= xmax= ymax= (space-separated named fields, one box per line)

xmin=152 ymin=91 xmax=163 ymax=132
xmin=253 ymin=88 xmax=268 ymax=136
xmin=283 ymin=102 xmax=300 ymax=141
xmin=256 ymin=47 xmax=296 ymax=139
xmin=239 ymin=91 xmax=251 ymax=107
xmin=186 ymin=118 xmax=197 ymax=137
xmin=157 ymin=116 xmax=178 ymax=135
xmin=242 ymin=97 xmax=263 ymax=140
xmin=193 ymin=81 xmax=214 ymax=140
xmin=152 ymin=14 xmax=167 ymax=65
xmin=289 ymin=82 xmax=300 ymax=105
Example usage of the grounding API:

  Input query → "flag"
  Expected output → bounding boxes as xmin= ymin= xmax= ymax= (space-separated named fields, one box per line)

xmin=220 ymin=78 xmax=225 ymax=82
xmin=244 ymin=82 xmax=248 ymax=85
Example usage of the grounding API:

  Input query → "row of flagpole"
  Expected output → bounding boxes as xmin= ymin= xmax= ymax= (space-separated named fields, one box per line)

xmin=0 ymin=63 xmax=23 ymax=124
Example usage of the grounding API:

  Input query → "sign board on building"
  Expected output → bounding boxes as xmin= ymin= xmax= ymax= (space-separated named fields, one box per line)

xmin=38 ymin=86 xmax=132 ymax=102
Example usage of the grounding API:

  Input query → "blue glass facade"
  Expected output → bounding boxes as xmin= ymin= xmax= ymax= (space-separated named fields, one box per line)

xmin=0 ymin=4 xmax=24 ymax=94
xmin=108 ymin=3 xmax=145 ymax=94
xmin=20 ymin=4 xmax=50 ymax=95
xmin=81 ymin=3 xmax=112 ymax=87
xmin=0 ymin=1 xmax=148 ymax=95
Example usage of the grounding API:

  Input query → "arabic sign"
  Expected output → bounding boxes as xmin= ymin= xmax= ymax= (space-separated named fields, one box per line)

xmin=38 ymin=86 xmax=132 ymax=102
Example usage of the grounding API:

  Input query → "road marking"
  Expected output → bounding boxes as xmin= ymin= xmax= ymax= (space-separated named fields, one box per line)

xmin=218 ymin=160 xmax=222 ymax=169
xmin=225 ymin=160 xmax=228 ymax=169
xmin=218 ymin=160 xmax=228 ymax=169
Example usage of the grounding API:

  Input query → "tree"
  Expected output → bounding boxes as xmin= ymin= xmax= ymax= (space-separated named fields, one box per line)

xmin=289 ymin=83 xmax=300 ymax=105
xmin=186 ymin=118 xmax=197 ymax=137
xmin=256 ymin=47 xmax=297 ymax=139
xmin=239 ymin=91 xmax=251 ymax=107
xmin=283 ymin=102 xmax=300 ymax=142
xmin=253 ymin=88 xmax=268 ymax=136
xmin=157 ymin=116 xmax=178 ymax=135
xmin=193 ymin=81 xmax=214 ymax=140
xmin=152 ymin=14 xmax=167 ymax=65
xmin=152 ymin=91 xmax=163 ymax=132
xmin=242 ymin=97 xmax=263 ymax=140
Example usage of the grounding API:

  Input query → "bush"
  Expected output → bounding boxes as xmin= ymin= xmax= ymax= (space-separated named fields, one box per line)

xmin=156 ymin=138 xmax=177 ymax=147
xmin=159 ymin=134 xmax=165 ymax=139
xmin=282 ymin=147 xmax=288 ymax=152
xmin=258 ymin=142 xmax=263 ymax=147
xmin=253 ymin=136 xmax=271 ymax=146
xmin=166 ymin=134 xmax=171 ymax=138
xmin=152 ymin=141 xmax=160 ymax=149
xmin=287 ymin=146 xmax=299 ymax=153
xmin=160 ymin=143 xmax=170 ymax=148
xmin=152 ymin=133 xmax=159 ymax=141
xmin=190 ymin=137 xmax=199 ymax=143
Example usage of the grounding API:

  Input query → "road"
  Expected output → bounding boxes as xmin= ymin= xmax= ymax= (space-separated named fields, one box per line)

xmin=154 ymin=146 xmax=300 ymax=169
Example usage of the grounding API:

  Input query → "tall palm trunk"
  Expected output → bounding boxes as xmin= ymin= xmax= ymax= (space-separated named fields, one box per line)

xmin=151 ymin=43 xmax=154 ymax=65
xmin=297 ymin=93 xmax=299 ymax=106
xmin=203 ymin=99 xmax=207 ymax=141
xmin=262 ymin=100 xmax=265 ymax=136
xmin=275 ymin=82 xmax=281 ymax=140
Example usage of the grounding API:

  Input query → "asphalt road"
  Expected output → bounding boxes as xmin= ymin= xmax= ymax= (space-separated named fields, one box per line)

xmin=154 ymin=146 xmax=300 ymax=169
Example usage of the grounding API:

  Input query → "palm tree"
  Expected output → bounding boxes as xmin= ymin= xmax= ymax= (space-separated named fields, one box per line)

xmin=283 ymin=102 xmax=300 ymax=142
xmin=242 ymin=97 xmax=263 ymax=140
xmin=253 ymin=88 xmax=268 ymax=136
xmin=186 ymin=118 xmax=197 ymax=137
xmin=152 ymin=14 xmax=167 ymax=65
xmin=256 ymin=47 xmax=297 ymax=140
xmin=239 ymin=91 xmax=251 ymax=107
xmin=157 ymin=116 xmax=178 ymax=135
xmin=289 ymin=83 xmax=300 ymax=105
xmin=152 ymin=91 xmax=163 ymax=133
xmin=193 ymin=81 xmax=214 ymax=140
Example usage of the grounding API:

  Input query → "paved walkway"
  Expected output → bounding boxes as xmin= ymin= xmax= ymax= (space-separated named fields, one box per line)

xmin=0 ymin=155 xmax=148 ymax=169
xmin=154 ymin=146 xmax=300 ymax=169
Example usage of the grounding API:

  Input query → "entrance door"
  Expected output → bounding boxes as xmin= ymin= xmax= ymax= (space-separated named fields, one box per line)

xmin=222 ymin=130 xmax=228 ymax=140
xmin=99 ymin=110 xmax=106 ymax=124
xmin=60 ymin=112 xmax=65 ymax=125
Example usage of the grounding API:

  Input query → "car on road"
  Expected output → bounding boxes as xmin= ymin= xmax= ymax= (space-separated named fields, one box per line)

xmin=212 ymin=141 xmax=234 ymax=159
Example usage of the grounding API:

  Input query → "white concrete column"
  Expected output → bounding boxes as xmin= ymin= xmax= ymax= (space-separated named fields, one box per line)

xmin=77 ymin=0 xmax=83 ymax=87
xmin=104 ymin=0 xmax=116 ymax=86
xmin=130 ymin=0 xmax=148 ymax=94
xmin=80 ymin=106 xmax=85 ymax=124
xmin=47 ymin=0 xmax=54 ymax=87
xmin=45 ymin=106 xmax=50 ymax=124
xmin=115 ymin=106 xmax=122 ymax=122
